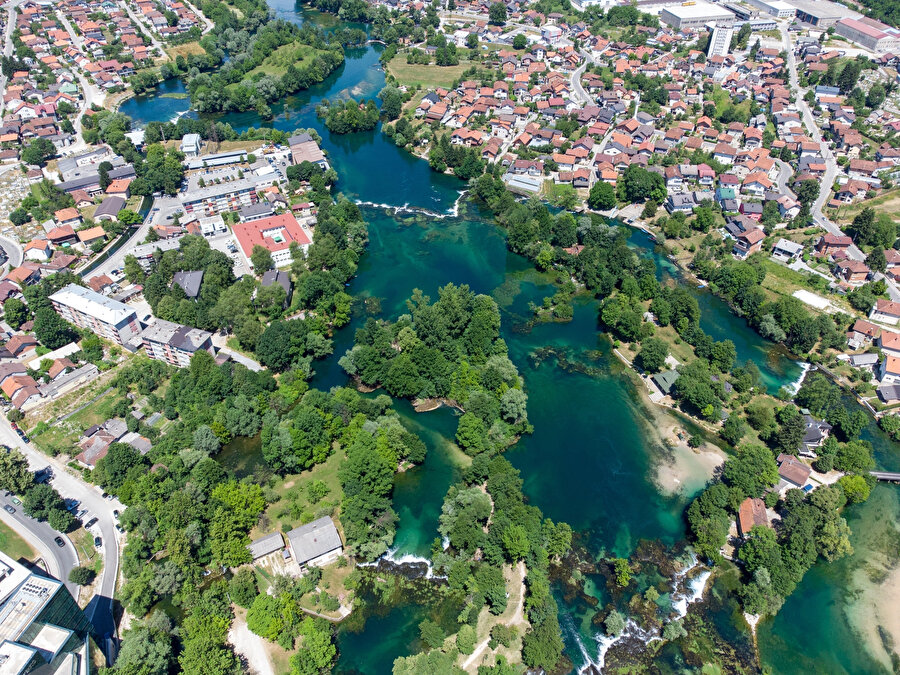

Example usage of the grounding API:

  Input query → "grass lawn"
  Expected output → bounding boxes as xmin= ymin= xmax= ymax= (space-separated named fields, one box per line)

xmin=166 ymin=42 xmax=206 ymax=60
xmin=386 ymin=54 xmax=471 ymax=89
xmin=246 ymin=42 xmax=326 ymax=78
xmin=253 ymin=444 xmax=347 ymax=538
xmin=71 ymin=528 xmax=100 ymax=572
xmin=31 ymin=386 xmax=120 ymax=457
xmin=0 ymin=520 xmax=36 ymax=561
xmin=831 ymin=188 xmax=900 ymax=225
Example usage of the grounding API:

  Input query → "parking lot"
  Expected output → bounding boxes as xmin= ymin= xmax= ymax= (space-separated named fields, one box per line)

xmin=206 ymin=230 xmax=250 ymax=277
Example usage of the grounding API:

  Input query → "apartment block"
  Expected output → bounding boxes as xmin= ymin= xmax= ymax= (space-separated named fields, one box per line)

xmin=48 ymin=283 xmax=140 ymax=345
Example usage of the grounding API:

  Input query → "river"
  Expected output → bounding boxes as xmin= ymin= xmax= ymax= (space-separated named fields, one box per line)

xmin=125 ymin=4 xmax=900 ymax=673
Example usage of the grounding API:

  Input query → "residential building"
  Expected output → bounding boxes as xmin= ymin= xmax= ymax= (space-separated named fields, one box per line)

xmin=776 ymin=453 xmax=811 ymax=488
xmin=870 ymin=299 xmax=900 ymax=326
xmin=49 ymin=284 xmax=140 ymax=345
xmin=140 ymin=319 xmax=215 ymax=368
xmin=247 ymin=532 xmax=285 ymax=560
xmin=233 ymin=213 xmax=312 ymax=268
xmin=771 ymin=238 xmax=803 ymax=261
xmin=737 ymin=497 xmax=768 ymax=537
xmin=0 ymin=550 xmax=93 ymax=675
xmin=172 ymin=270 xmax=203 ymax=299
xmin=734 ymin=228 xmax=765 ymax=258
xmin=180 ymin=177 xmax=258 ymax=216
xmin=707 ymin=23 xmax=734 ymax=58
xmin=286 ymin=517 xmax=343 ymax=567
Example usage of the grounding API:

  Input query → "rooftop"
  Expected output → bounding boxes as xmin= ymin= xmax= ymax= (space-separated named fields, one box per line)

xmin=286 ymin=517 xmax=342 ymax=565
xmin=49 ymin=284 xmax=136 ymax=326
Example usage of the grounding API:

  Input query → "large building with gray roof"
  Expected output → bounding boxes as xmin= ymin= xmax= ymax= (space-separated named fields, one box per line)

xmin=286 ymin=517 xmax=343 ymax=567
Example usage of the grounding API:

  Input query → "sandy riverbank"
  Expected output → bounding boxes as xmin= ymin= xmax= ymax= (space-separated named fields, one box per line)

xmin=652 ymin=416 xmax=726 ymax=497
xmin=845 ymin=555 xmax=900 ymax=672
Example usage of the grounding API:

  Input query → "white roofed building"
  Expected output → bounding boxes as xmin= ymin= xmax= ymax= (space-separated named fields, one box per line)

xmin=49 ymin=284 xmax=140 ymax=346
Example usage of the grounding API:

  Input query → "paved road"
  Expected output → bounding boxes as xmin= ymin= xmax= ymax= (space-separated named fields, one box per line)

xmin=0 ymin=490 xmax=79 ymax=596
xmin=569 ymin=58 xmax=590 ymax=105
xmin=0 ymin=420 xmax=122 ymax=643
xmin=775 ymin=158 xmax=796 ymax=200
xmin=83 ymin=195 xmax=183 ymax=279
xmin=122 ymin=0 xmax=167 ymax=57
xmin=0 ymin=0 xmax=25 ymax=116
xmin=56 ymin=12 xmax=107 ymax=155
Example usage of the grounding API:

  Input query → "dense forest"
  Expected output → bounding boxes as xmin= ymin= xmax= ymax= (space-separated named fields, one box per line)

xmin=339 ymin=283 xmax=532 ymax=455
xmin=317 ymin=98 xmax=380 ymax=134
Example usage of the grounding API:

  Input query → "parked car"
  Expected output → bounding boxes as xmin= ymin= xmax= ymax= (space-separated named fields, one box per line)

xmin=54 ymin=536 xmax=65 ymax=547
xmin=11 ymin=497 xmax=20 ymax=505
xmin=65 ymin=499 xmax=80 ymax=512
xmin=20 ymin=436 xmax=28 ymax=444
xmin=112 ymin=510 xmax=120 ymax=520
xmin=85 ymin=517 xmax=98 ymax=529
xmin=93 ymin=536 xmax=102 ymax=548
xmin=4 ymin=504 xmax=14 ymax=514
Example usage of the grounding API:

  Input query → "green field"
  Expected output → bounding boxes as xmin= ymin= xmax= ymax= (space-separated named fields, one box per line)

xmin=247 ymin=42 xmax=328 ymax=78
xmin=0 ymin=520 xmax=36 ymax=561
xmin=386 ymin=54 xmax=472 ymax=89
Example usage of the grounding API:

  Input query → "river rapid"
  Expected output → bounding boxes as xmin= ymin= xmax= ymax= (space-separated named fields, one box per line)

xmin=126 ymin=4 xmax=900 ymax=672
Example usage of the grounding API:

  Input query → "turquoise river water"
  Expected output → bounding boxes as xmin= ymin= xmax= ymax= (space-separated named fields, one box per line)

xmin=124 ymin=4 xmax=900 ymax=672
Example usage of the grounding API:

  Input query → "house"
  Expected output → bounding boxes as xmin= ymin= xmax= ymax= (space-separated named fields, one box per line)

xmin=870 ymin=299 xmax=900 ymax=326
xmin=816 ymin=233 xmax=853 ymax=257
xmin=93 ymin=196 xmax=125 ymax=222
xmin=6 ymin=335 xmax=38 ymax=357
xmin=771 ymin=238 xmax=803 ymax=262
xmin=776 ymin=453 xmax=811 ymax=489
xmin=652 ymin=369 xmax=679 ymax=396
xmin=23 ymin=239 xmax=52 ymax=261
xmin=247 ymin=532 xmax=285 ymax=560
xmin=180 ymin=133 xmax=202 ymax=157
xmin=734 ymin=228 xmax=765 ymax=258
xmin=878 ymin=330 xmax=900 ymax=357
xmin=879 ymin=355 xmax=900 ymax=384
xmin=847 ymin=318 xmax=880 ymax=349
xmin=835 ymin=259 xmax=870 ymax=285
xmin=666 ymin=193 xmax=695 ymax=213
xmin=54 ymin=207 xmax=82 ymax=228
xmin=261 ymin=269 xmax=292 ymax=307
xmin=799 ymin=410 xmax=832 ymax=458
xmin=737 ymin=497 xmax=769 ymax=538
xmin=172 ymin=270 xmax=204 ymax=299
xmin=286 ymin=517 xmax=343 ymax=567
xmin=77 ymin=226 xmax=107 ymax=248
xmin=46 ymin=225 xmax=77 ymax=246
xmin=105 ymin=178 xmax=131 ymax=198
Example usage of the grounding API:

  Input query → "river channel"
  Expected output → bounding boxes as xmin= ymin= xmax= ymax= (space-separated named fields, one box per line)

xmin=124 ymin=3 xmax=900 ymax=672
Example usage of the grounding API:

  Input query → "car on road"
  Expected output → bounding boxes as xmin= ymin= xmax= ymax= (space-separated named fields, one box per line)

xmin=3 ymin=504 xmax=14 ymax=514
xmin=34 ymin=467 xmax=53 ymax=483
xmin=93 ymin=536 xmax=102 ymax=548
xmin=85 ymin=517 xmax=98 ymax=529
xmin=54 ymin=536 xmax=65 ymax=547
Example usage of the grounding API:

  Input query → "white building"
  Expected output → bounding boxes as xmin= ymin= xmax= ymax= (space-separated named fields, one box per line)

xmin=834 ymin=17 xmax=900 ymax=53
xmin=180 ymin=133 xmax=202 ymax=157
xmin=746 ymin=0 xmax=796 ymax=18
xmin=661 ymin=1 xmax=735 ymax=30
xmin=707 ymin=23 xmax=734 ymax=58
xmin=140 ymin=319 xmax=215 ymax=368
xmin=49 ymin=284 xmax=140 ymax=345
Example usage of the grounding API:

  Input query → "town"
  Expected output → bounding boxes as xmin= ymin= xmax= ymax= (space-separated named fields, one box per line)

xmin=0 ymin=0 xmax=897 ymax=672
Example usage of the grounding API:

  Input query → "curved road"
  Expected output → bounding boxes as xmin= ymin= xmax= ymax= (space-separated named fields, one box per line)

xmin=0 ymin=420 xmax=121 ymax=644
xmin=0 ymin=491 xmax=79 ymax=596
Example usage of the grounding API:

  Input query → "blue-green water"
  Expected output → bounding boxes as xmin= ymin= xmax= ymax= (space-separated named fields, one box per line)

xmin=125 ymin=5 xmax=900 ymax=672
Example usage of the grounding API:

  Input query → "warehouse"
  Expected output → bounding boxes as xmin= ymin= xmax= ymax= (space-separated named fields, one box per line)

xmin=746 ymin=0 xmax=795 ymax=18
xmin=834 ymin=17 xmax=900 ymax=53
xmin=660 ymin=1 xmax=735 ymax=30
xmin=788 ymin=0 xmax=846 ymax=27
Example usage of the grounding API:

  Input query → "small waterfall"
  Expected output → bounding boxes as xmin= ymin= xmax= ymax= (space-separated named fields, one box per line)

xmin=784 ymin=361 xmax=812 ymax=396
xmin=356 ymin=547 xmax=446 ymax=580
xmin=574 ymin=555 xmax=712 ymax=673
xmin=354 ymin=200 xmax=454 ymax=219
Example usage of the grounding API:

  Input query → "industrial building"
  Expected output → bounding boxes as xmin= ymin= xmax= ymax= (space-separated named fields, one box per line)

xmin=660 ymin=1 xmax=735 ymax=29
xmin=746 ymin=0 xmax=795 ymax=18
xmin=834 ymin=17 xmax=900 ymax=53
xmin=789 ymin=0 xmax=846 ymax=27
xmin=0 ymin=551 xmax=93 ymax=675
xmin=49 ymin=284 xmax=140 ymax=346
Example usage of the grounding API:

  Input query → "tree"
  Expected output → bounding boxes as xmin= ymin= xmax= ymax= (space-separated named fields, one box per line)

xmin=456 ymin=624 xmax=476 ymax=655
xmin=838 ymin=474 xmax=871 ymax=504
xmin=69 ymin=566 xmax=96 ymax=585
xmin=722 ymin=444 xmax=778 ymax=497
xmin=21 ymin=138 xmax=55 ymax=166
xmin=502 ymin=524 xmax=530 ymax=560
xmin=0 ymin=448 xmax=33 ymax=495
xmin=513 ymin=34 xmax=527 ymax=50
xmin=866 ymin=249 xmax=887 ymax=273
xmin=114 ymin=624 xmax=173 ymax=675
xmin=229 ymin=568 xmax=259 ymax=608
xmin=613 ymin=558 xmax=633 ymax=587
xmin=193 ymin=425 xmax=220 ymax=454
xmin=488 ymin=2 xmax=507 ymax=24
xmin=379 ymin=86 xmax=404 ymax=121
xmin=636 ymin=337 xmax=668 ymax=373
xmin=455 ymin=413 xmax=486 ymax=455
xmin=250 ymin=245 xmax=274 ymax=272
xmin=466 ymin=33 xmax=478 ymax=49
xmin=721 ymin=413 xmax=747 ymax=446
xmin=793 ymin=179 xmax=820 ymax=205
xmin=33 ymin=307 xmax=78 ymax=350
xmin=419 ymin=619 xmax=446 ymax=649
xmin=3 ymin=298 xmax=28 ymax=330
xmin=604 ymin=610 xmax=626 ymax=636
xmin=587 ymin=181 xmax=616 ymax=210
xmin=622 ymin=165 xmax=666 ymax=203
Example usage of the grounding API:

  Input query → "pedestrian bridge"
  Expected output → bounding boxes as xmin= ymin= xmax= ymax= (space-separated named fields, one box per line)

xmin=870 ymin=472 xmax=900 ymax=482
